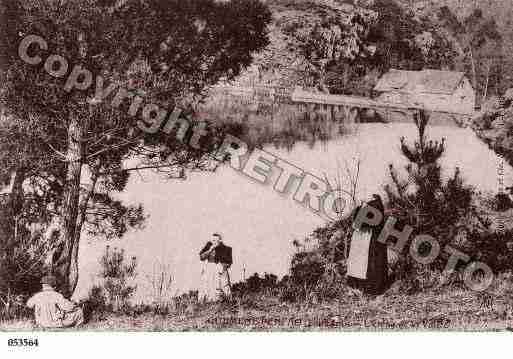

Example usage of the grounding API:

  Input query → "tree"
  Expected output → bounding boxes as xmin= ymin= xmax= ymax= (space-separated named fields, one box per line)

xmin=437 ymin=7 xmax=503 ymax=102
xmin=365 ymin=0 xmax=457 ymax=72
xmin=98 ymin=246 xmax=137 ymax=312
xmin=282 ymin=5 xmax=378 ymax=93
xmin=384 ymin=110 xmax=476 ymax=276
xmin=472 ymin=93 xmax=513 ymax=169
xmin=279 ymin=0 xmax=455 ymax=95
xmin=0 ymin=0 xmax=271 ymax=296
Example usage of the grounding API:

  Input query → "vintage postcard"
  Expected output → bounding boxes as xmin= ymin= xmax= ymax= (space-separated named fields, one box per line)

xmin=1 ymin=0 xmax=513 ymax=340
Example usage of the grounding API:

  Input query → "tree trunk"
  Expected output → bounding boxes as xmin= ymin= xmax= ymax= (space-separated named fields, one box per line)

xmin=68 ymin=166 xmax=99 ymax=295
xmin=469 ymin=47 xmax=478 ymax=95
xmin=3 ymin=167 xmax=25 ymax=254
xmin=483 ymin=61 xmax=491 ymax=103
xmin=52 ymin=31 xmax=89 ymax=297
xmin=9 ymin=167 xmax=25 ymax=217
xmin=53 ymin=116 xmax=84 ymax=297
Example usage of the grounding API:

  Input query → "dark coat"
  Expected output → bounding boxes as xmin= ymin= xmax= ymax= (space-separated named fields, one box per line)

xmin=199 ymin=242 xmax=214 ymax=262
xmin=213 ymin=243 xmax=232 ymax=266
xmin=347 ymin=196 xmax=389 ymax=295
xmin=199 ymin=242 xmax=232 ymax=266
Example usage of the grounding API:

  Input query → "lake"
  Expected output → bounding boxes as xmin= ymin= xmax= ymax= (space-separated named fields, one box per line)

xmin=74 ymin=122 xmax=513 ymax=302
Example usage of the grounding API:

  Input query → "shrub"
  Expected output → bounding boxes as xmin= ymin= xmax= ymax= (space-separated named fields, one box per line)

xmin=495 ymin=193 xmax=513 ymax=212
xmin=464 ymin=230 xmax=513 ymax=273
xmin=232 ymin=272 xmax=280 ymax=300
xmin=384 ymin=110 xmax=475 ymax=283
xmin=146 ymin=262 xmax=174 ymax=315
xmin=284 ymin=111 xmax=485 ymax=295
xmin=98 ymin=246 xmax=137 ymax=312
xmin=0 ymin=201 xmax=51 ymax=320
xmin=80 ymin=285 xmax=108 ymax=323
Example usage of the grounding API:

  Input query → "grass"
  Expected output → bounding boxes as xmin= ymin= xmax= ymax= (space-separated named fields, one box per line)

xmin=2 ymin=286 xmax=513 ymax=331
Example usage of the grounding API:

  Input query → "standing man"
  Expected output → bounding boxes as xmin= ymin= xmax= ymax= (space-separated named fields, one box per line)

xmin=199 ymin=241 xmax=218 ymax=302
xmin=211 ymin=233 xmax=233 ymax=299
xmin=26 ymin=275 xmax=84 ymax=328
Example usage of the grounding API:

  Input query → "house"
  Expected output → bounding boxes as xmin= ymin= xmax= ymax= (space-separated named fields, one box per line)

xmin=374 ymin=69 xmax=476 ymax=116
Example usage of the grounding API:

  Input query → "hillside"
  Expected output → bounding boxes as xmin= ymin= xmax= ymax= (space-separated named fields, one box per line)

xmin=232 ymin=0 xmax=513 ymax=97
xmin=409 ymin=0 xmax=513 ymax=88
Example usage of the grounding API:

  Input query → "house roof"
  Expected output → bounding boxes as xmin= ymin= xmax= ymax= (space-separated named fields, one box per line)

xmin=374 ymin=69 xmax=466 ymax=95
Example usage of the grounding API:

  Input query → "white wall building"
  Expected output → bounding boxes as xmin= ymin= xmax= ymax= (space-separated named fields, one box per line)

xmin=374 ymin=69 xmax=476 ymax=116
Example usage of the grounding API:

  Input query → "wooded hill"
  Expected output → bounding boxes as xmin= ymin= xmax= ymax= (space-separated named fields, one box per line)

xmin=233 ymin=0 xmax=513 ymax=102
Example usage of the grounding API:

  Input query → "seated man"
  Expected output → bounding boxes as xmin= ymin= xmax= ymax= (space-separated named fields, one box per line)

xmin=27 ymin=275 xmax=84 ymax=329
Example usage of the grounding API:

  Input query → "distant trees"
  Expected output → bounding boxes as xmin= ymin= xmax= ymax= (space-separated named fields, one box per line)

xmin=437 ymin=7 xmax=504 ymax=102
xmin=283 ymin=6 xmax=378 ymax=93
xmin=280 ymin=0 xmax=456 ymax=95
xmin=368 ymin=0 xmax=456 ymax=72
xmin=473 ymin=93 xmax=513 ymax=170
xmin=0 ymin=0 xmax=271 ymax=297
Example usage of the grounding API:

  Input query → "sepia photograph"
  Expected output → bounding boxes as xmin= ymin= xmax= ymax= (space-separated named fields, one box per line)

xmin=1 ymin=0 xmax=513 ymax=343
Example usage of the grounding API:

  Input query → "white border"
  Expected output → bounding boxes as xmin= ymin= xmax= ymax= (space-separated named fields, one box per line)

xmin=0 ymin=332 xmax=509 ymax=359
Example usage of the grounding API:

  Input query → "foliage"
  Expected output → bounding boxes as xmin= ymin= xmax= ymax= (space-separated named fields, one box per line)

xmin=463 ymin=229 xmax=513 ymax=273
xmin=437 ymin=7 xmax=504 ymax=101
xmin=232 ymin=272 xmax=279 ymax=298
xmin=0 ymin=199 xmax=53 ymax=320
xmin=383 ymin=111 xmax=476 ymax=283
xmin=362 ymin=0 xmax=456 ymax=88
xmin=80 ymin=285 xmax=108 ymax=323
xmin=97 ymin=246 xmax=137 ymax=312
xmin=262 ymin=0 xmax=456 ymax=95
xmin=146 ymin=262 xmax=174 ymax=315
xmin=282 ymin=5 xmax=378 ymax=93
xmin=472 ymin=93 xmax=513 ymax=171
xmin=284 ymin=108 xmax=513 ymax=295
xmin=0 ymin=0 xmax=272 ymax=295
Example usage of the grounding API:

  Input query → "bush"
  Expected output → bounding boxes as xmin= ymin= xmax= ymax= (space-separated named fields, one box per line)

xmin=146 ymin=263 xmax=174 ymax=315
xmin=464 ymin=230 xmax=513 ymax=273
xmin=97 ymin=246 xmax=137 ymax=313
xmin=383 ymin=111 xmax=475 ymax=283
xmin=80 ymin=285 xmax=108 ymax=323
xmin=232 ymin=272 xmax=279 ymax=298
xmin=0 ymin=201 xmax=51 ymax=320
xmin=284 ymin=111 xmax=486 ymax=295
xmin=495 ymin=193 xmax=513 ymax=212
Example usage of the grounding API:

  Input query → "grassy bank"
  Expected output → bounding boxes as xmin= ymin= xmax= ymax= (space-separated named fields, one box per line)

xmin=2 ymin=286 xmax=513 ymax=331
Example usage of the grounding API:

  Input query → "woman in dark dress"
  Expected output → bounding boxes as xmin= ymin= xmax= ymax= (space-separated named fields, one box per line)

xmin=347 ymin=194 xmax=388 ymax=295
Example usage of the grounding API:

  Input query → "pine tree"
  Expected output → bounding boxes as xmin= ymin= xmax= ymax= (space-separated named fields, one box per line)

xmin=384 ymin=110 xmax=474 ymax=273
xmin=1 ymin=0 xmax=271 ymax=296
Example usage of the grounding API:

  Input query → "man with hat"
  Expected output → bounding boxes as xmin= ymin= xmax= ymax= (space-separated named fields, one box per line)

xmin=199 ymin=233 xmax=233 ymax=300
xmin=211 ymin=233 xmax=232 ymax=299
xmin=26 ymin=275 xmax=84 ymax=328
